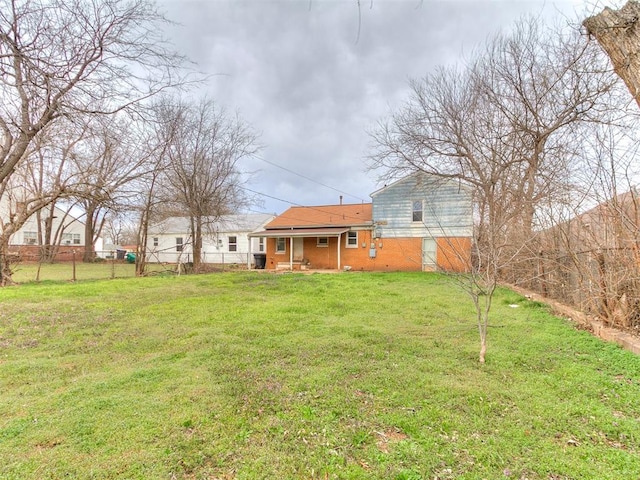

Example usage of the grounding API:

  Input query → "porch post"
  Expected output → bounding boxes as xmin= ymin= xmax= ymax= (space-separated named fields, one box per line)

xmin=337 ymin=233 xmax=341 ymax=270
xmin=246 ymin=235 xmax=251 ymax=270
xmin=289 ymin=237 xmax=293 ymax=270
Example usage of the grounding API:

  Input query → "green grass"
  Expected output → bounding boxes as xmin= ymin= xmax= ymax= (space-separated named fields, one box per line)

xmin=1 ymin=271 xmax=639 ymax=479
xmin=9 ymin=261 xmax=173 ymax=283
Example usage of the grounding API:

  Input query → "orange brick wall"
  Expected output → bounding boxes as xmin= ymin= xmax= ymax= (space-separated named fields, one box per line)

xmin=437 ymin=237 xmax=472 ymax=272
xmin=265 ymin=234 xmax=471 ymax=272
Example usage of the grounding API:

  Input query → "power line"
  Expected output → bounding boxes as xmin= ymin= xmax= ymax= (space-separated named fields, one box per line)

xmin=252 ymin=155 xmax=369 ymax=203
xmin=245 ymin=188 xmax=371 ymax=223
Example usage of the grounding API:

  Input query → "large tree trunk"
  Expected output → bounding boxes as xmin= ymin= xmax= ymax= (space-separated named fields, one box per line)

xmin=192 ymin=217 xmax=203 ymax=273
xmin=584 ymin=1 xmax=640 ymax=109
xmin=0 ymin=235 xmax=15 ymax=286
xmin=83 ymin=204 xmax=97 ymax=262
xmin=135 ymin=208 xmax=150 ymax=277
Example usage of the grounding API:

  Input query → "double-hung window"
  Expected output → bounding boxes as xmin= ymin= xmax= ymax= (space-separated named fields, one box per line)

xmin=23 ymin=231 xmax=37 ymax=245
xmin=276 ymin=237 xmax=286 ymax=253
xmin=346 ymin=231 xmax=358 ymax=248
xmin=412 ymin=200 xmax=423 ymax=222
xmin=317 ymin=237 xmax=328 ymax=247
xmin=176 ymin=237 xmax=183 ymax=252
xmin=62 ymin=233 xmax=81 ymax=245
xmin=228 ymin=236 xmax=237 ymax=252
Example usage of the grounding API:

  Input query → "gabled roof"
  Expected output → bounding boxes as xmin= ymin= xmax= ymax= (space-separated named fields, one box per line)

xmin=265 ymin=203 xmax=373 ymax=229
xmin=370 ymin=171 xmax=471 ymax=197
xmin=149 ymin=213 xmax=275 ymax=235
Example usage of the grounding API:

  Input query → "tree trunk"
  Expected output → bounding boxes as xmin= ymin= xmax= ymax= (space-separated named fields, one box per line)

xmin=192 ymin=218 xmax=203 ymax=273
xmin=479 ymin=337 xmax=487 ymax=364
xmin=584 ymin=1 xmax=640 ymax=109
xmin=135 ymin=209 xmax=150 ymax=277
xmin=83 ymin=205 xmax=96 ymax=262
xmin=0 ymin=235 xmax=15 ymax=286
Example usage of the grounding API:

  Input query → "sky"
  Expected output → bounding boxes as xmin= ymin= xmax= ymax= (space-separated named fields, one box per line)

xmin=158 ymin=0 xmax=596 ymax=215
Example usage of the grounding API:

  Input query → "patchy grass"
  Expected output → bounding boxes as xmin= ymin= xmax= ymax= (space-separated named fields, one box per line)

xmin=10 ymin=262 xmax=185 ymax=283
xmin=0 ymin=271 xmax=639 ymax=479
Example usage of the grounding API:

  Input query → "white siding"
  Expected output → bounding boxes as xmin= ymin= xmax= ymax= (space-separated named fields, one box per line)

xmin=0 ymin=196 xmax=86 ymax=246
xmin=146 ymin=214 xmax=274 ymax=264
xmin=371 ymin=173 xmax=473 ymax=238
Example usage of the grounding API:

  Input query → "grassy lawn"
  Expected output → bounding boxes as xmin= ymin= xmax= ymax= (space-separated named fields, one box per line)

xmin=10 ymin=262 xmax=185 ymax=283
xmin=0 ymin=271 xmax=639 ymax=479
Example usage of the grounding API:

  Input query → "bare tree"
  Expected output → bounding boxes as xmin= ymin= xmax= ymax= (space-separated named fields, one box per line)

xmin=0 ymin=0 xmax=188 ymax=285
xmin=370 ymin=17 xmax=619 ymax=362
xmin=0 ymin=120 xmax=92 ymax=282
xmin=69 ymin=116 xmax=158 ymax=262
xmin=155 ymin=98 xmax=259 ymax=273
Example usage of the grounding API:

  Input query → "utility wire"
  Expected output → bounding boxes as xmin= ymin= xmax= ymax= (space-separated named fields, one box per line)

xmin=245 ymin=188 xmax=371 ymax=223
xmin=252 ymin=155 xmax=369 ymax=203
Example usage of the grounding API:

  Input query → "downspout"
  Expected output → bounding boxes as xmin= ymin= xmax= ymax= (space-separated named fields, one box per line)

xmin=246 ymin=234 xmax=251 ymax=270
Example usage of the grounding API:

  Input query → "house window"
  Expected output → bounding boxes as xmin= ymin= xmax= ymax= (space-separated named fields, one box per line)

xmin=276 ymin=237 xmax=286 ymax=253
xmin=62 ymin=233 xmax=81 ymax=245
xmin=23 ymin=231 xmax=37 ymax=245
xmin=412 ymin=200 xmax=423 ymax=222
xmin=258 ymin=237 xmax=265 ymax=252
xmin=176 ymin=237 xmax=183 ymax=252
xmin=153 ymin=237 xmax=159 ymax=247
xmin=346 ymin=231 xmax=358 ymax=248
xmin=317 ymin=237 xmax=328 ymax=247
xmin=228 ymin=236 xmax=237 ymax=252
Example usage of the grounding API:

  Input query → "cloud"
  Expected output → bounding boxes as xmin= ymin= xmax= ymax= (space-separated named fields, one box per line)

xmin=160 ymin=0 xmax=587 ymax=212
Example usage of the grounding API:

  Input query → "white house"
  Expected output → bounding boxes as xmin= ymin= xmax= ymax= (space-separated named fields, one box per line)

xmin=146 ymin=213 xmax=275 ymax=267
xmin=0 ymin=194 xmax=96 ymax=261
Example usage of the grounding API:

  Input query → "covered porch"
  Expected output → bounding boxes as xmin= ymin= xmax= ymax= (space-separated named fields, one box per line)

xmin=248 ymin=227 xmax=350 ymax=271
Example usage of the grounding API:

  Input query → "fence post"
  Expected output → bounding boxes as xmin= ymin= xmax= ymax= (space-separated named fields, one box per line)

xmin=72 ymin=250 xmax=77 ymax=282
xmin=111 ymin=251 xmax=116 ymax=279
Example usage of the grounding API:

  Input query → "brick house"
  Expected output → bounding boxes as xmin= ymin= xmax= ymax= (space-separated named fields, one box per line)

xmin=0 ymin=199 xmax=94 ymax=262
xmin=252 ymin=173 xmax=473 ymax=272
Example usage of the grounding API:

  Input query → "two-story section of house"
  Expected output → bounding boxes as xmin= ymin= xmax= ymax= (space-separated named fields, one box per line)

xmin=370 ymin=172 xmax=473 ymax=272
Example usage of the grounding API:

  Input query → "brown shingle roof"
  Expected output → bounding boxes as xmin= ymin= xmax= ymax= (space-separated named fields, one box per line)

xmin=266 ymin=203 xmax=373 ymax=229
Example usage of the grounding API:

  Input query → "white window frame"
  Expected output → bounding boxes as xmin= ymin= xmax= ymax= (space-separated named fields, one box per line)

xmin=412 ymin=199 xmax=423 ymax=222
xmin=276 ymin=237 xmax=286 ymax=254
xmin=317 ymin=237 xmax=329 ymax=247
xmin=61 ymin=232 xmax=76 ymax=245
xmin=23 ymin=231 xmax=38 ymax=245
xmin=228 ymin=236 xmax=237 ymax=252
xmin=176 ymin=237 xmax=184 ymax=252
xmin=153 ymin=237 xmax=159 ymax=247
xmin=258 ymin=237 xmax=265 ymax=252
xmin=346 ymin=231 xmax=358 ymax=248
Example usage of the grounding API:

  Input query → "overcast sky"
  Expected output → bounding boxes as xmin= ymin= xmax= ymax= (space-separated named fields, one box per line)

xmin=159 ymin=0 xmax=594 ymax=214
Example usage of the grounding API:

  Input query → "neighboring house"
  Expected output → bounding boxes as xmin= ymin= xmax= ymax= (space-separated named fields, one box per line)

xmin=534 ymin=189 xmax=640 ymax=308
xmin=0 ymin=195 xmax=92 ymax=261
xmin=145 ymin=213 xmax=275 ymax=266
xmin=252 ymin=172 xmax=473 ymax=272
xmin=546 ymin=189 xmax=640 ymax=252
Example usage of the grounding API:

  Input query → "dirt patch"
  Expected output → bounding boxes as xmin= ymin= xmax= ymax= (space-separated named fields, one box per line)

xmin=375 ymin=428 xmax=409 ymax=453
